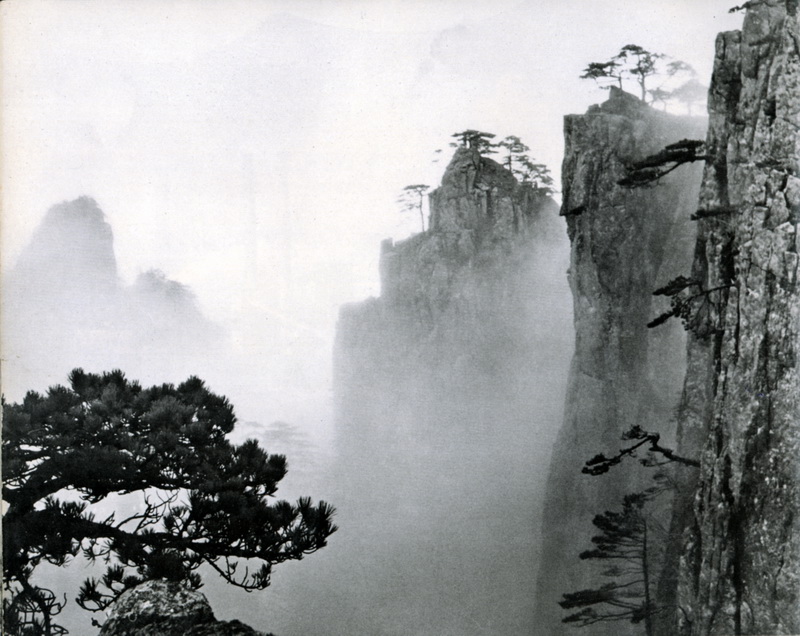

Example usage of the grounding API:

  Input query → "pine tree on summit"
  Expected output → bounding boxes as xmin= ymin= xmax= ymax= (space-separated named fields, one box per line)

xmin=581 ymin=44 xmax=696 ymax=105
xmin=581 ymin=44 xmax=664 ymax=100
xmin=2 ymin=369 xmax=337 ymax=636
xmin=450 ymin=129 xmax=497 ymax=154
xmin=496 ymin=135 xmax=555 ymax=195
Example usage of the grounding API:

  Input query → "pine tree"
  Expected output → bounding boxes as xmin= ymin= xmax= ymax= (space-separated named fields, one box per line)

xmin=670 ymin=78 xmax=708 ymax=115
xmin=560 ymin=492 xmax=660 ymax=636
xmin=618 ymin=44 xmax=665 ymax=102
xmin=2 ymin=369 xmax=337 ymax=635
xmin=450 ymin=130 xmax=497 ymax=154
xmin=496 ymin=135 xmax=555 ymax=195
xmin=581 ymin=45 xmax=695 ymax=105
xmin=398 ymin=184 xmax=430 ymax=232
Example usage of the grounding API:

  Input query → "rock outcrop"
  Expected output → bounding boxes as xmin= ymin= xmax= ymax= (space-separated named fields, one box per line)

xmin=98 ymin=580 xmax=272 ymax=636
xmin=668 ymin=3 xmax=800 ymax=634
xmin=336 ymin=148 xmax=569 ymax=432
xmin=331 ymin=147 xmax=573 ymax=635
xmin=534 ymin=88 xmax=706 ymax=634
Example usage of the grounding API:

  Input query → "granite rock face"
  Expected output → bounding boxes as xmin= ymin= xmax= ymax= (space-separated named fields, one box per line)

xmin=671 ymin=3 xmax=800 ymax=634
xmin=332 ymin=148 xmax=572 ymax=635
xmin=534 ymin=88 xmax=706 ymax=634
xmin=337 ymin=148 xmax=568 ymax=409
xmin=98 ymin=580 xmax=271 ymax=636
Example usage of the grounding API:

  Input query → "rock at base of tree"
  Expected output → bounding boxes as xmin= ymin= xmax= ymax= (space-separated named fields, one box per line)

xmin=98 ymin=580 xmax=273 ymax=636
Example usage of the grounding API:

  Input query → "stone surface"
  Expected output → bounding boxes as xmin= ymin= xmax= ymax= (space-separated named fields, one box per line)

xmin=332 ymin=147 xmax=573 ymax=635
xmin=534 ymin=87 xmax=707 ymax=634
xmin=670 ymin=2 xmax=800 ymax=634
xmin=98 ymin=580 xmax=272 ymax=636
xmin=336 ymin=148 xmax=571 ymax=436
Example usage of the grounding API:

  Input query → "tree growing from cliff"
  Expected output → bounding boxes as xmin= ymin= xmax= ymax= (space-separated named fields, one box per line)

xmin=582 ymin=425 xmax=700 ymax=477
xmin=560 ymin=491 xmax=662 ymax=636
xmin=450 ymin=130 xmax=497 ymax=154
xmin=2 ymin=369 xmax=337 ymax=636
xmin=581 ymin=45 xmax=696 ymax=105
xmin=728 ymin=1 xmax=760 ymax=12
xmin=516 ymin=157 xmax=555 ymax=195
xmin=398 ymin=184 xmax=430 ymax=232
xmin=497 ymin=135 xmax=530 ymax=171
xmin=646 ymin=275 xmax=734 ymax=338
xmin=617 ymin=139 xmax=709 ymax=188
xmin=496 ymin=136 xmax=556 ymax=195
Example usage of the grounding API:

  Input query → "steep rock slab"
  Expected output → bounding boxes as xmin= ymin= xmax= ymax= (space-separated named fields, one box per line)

xmin=331 ymin=147 xmax=572 ymax=635
xmin=674 ymin=3 xmax=800 ymax=634
xmin=534 ymin=88 xmax=706 ymax=634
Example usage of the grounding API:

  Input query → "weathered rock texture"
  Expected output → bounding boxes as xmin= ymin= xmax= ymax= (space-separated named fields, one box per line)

xmin=669 ymin=3 xmax=800 ymax=634
xmin=331 ymin=147 xmax=572 ymax=635
xmin=534 ymin=88 xmax=706 ymax=634
xmin=98 ymin=580 xmax=272 ymax=636
xmin=337 ymin=148 xmax=569 ymax=429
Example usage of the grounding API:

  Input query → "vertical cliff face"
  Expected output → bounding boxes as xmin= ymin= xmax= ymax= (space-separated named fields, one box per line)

xmin=332 ymin=148 xmax=572 ymax=635
xmin=337 ymin=148 xmax=568 ymax=427
xmin=535 ymin=88 xmax=706 ymax=633
xmin=674 ymin=3 xmax=800 ymax=634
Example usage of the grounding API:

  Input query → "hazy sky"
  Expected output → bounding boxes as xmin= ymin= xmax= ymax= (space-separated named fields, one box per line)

xmin=1 ymin=0 xmax=743 ymax=426
xmin=0 ymin=3 xmax=747 ymax=634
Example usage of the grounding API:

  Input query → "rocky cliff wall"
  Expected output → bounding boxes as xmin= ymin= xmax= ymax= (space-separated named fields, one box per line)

xmin=672 ymin=3 xmax=800 ymax=634
xmin=331 ymin=148 xmax=573 ymax=635
xmin=534 ymin=88 xmax=706 ymax=634
xmin=336 ymin=148 xmax=568 ymax=429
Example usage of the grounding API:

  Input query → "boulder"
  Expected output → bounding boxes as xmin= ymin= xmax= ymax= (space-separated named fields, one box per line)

xmin=98 ymin=580 xmax=271 ymax=636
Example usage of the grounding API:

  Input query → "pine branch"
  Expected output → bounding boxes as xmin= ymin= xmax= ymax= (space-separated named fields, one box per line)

xmin=618 ymin=139 xmax=708 ymax=188
xmin=582 ymin=425 xmax=699 ymax=476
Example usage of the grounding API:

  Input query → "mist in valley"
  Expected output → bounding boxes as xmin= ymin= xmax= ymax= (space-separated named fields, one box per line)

xmin=1 ymin=2 xmax=744 ymax=635
xmin=2 ymin=169 xmax=573 ymax=636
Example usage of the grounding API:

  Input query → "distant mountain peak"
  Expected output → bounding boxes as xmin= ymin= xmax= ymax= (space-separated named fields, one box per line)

xmin=12 ymin=195 xmax=119 ymax=294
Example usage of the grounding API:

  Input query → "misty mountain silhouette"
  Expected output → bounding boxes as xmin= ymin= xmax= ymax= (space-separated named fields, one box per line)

xmin=2 ymin=196 xmax=222 ymax=399
xmin=11 ymin=196 xmax=119 ymax=296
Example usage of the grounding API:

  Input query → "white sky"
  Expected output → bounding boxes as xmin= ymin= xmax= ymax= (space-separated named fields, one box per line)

xmin=0 ymin=0 xmax=743 ymax=427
